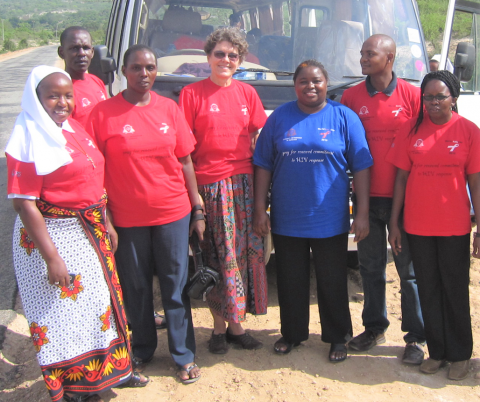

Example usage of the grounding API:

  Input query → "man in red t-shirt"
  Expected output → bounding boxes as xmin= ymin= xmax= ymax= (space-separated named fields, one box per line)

xmin=341 ymin=34 xmax=425 ymax=364
xmin=58 ymin=27 xmax=107 ymax=127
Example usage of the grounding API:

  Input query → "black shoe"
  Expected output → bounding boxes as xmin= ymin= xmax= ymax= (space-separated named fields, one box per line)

xmin=274 ymin=337 xmax=300 ymax=354
xmin=226 ymin=330 xmax=263 ymax=350
xmin=348 ymin=330 xmax=385 ymax=351
xmin=402 ymin=342 xmax=424 ymax=365
xmin=209 ymin=331 xmax=228 ymax=354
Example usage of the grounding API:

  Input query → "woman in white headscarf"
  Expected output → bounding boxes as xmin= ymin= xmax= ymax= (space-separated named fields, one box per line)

xmin=5 ymin=66 xmax=148 ymax=402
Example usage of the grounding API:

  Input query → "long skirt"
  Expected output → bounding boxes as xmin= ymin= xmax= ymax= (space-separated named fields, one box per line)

xmin=198 ymin=173 xmax=268 ymax=323
xmin=13 ymin=199 xmax=132 ymax=401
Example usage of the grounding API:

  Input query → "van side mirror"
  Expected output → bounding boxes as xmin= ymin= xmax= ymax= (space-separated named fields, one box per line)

xmin=89 ymin=45 xmax=117 ymax=97
xmin=454 ymin=42 xmax=475 ymax=82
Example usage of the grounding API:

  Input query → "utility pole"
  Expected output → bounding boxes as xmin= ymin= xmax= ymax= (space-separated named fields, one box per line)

xmin=1 ymin=20 xmax=4 ymax=42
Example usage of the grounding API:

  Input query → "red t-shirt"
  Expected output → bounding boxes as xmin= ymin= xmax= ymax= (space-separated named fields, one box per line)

xmin=341 ymin=79 xmax=420 ymax=197
xmin=179 ymin=78 xmax=267 ymax=185
xmin=386 ymin=113 xmax=480 ymax=236
xmin=86 ymin=91 xmax=195 ymax=227
xmin=7 ymin=119 xmax=105 ymax=209
xmin=71 ymin=74 xmax=107 ymax=128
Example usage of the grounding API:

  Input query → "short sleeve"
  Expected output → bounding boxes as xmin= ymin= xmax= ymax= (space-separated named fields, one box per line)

xmin=343 ymin=108 xmax=373 ymax=173
xmin=178 ymin=87 xmax=195 ymax=131
xmin=465 ymin=121 xmax=480 ymax=175
xmin=6 ymin=154 xmax=43 ymax=198
xmin=385 ymin=121 xmax=413 ymax=172
xmin=173 ymin=102 xmax=196 ymax=158
xmin=253 ymin=112 xmax=276 ymax=171
xmin=85 ymin=105 xmax=105 ymax=154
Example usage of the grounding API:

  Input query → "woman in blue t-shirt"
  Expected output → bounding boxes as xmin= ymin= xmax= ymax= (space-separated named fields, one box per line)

xmin=253 ymin=60 xmax=373 ymax=362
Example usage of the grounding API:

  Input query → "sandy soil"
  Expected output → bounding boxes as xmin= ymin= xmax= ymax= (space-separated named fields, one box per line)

xmin=2 ymin=242 xmax=480 ymax=402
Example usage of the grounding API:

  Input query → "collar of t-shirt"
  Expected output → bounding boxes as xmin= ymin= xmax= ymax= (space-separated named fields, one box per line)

xmin=61 ymin=119 xmax=75 ymax=133
xmin=365 ymin=71 xmax=398 ymax=97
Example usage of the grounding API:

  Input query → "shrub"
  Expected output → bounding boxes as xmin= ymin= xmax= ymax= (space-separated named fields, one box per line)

xmin=2 ymin=39 xmax=16 ymax=52
xmin=18 ymin=38 xmax=28 ymax=49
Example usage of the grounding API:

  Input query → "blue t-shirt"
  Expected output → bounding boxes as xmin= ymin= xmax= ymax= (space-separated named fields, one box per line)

xmin=254 ymin=100 xmax=373 ymax=238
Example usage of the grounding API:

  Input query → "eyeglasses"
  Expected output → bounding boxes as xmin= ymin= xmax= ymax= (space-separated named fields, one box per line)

xmin=213 ymin=51 xmax=239 ymax=61
xmin=423 ymin=95 xmax=451 ymax=102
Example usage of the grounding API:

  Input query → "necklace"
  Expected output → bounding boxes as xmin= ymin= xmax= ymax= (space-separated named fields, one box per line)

xmin=68 ymin=133 xmax=96 ymax=169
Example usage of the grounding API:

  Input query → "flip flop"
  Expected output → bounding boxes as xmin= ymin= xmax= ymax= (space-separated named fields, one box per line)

xmin=177 ymin=363 xmax=201 ymax=384
xmin=154 ymin=312 xmax=167 ymax=330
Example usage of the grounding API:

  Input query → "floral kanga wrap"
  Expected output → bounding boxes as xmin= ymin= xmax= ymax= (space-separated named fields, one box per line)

xmin=13 ymin=196 xmax=132 ymax=401
xmin=198 ymin=173 xmax=268 ymax=322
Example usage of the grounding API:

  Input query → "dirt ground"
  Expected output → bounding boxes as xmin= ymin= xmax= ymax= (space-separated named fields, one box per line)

xmin=2 ymin=243 xmax=480 ymax=402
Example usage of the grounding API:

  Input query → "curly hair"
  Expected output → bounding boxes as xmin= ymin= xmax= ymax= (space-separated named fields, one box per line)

xmin=411 ymin=70 xmax=460 ymax=134
xmin=204 ymin=27 xmax=249 ymax=62
xmin=293 ymin=59 xmax=329 ymax=83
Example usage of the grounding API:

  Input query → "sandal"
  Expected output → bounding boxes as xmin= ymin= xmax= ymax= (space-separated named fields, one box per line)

xmin=274 ymin=337 xmax=300 ymax=355
xmin=154 ymin=312 xmax=167 ymax=330
xmin=177 ymin=363 xmax=201 ymax=384
xmin=118 ymin=370 xmax=150 ymax=388
xmin=329 ymin=343 xmax=347 ymax=363
xmin=132 ymin=355 xmax=153 ymax=373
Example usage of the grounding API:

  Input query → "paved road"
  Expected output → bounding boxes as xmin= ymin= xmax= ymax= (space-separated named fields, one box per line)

xmin=0 ymin=46 xmax=61 ymax=344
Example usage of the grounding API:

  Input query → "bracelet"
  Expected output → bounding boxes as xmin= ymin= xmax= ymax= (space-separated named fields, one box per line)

xmin=475 ymin=232 xmax=480 ymax=238
xmin=191 ymin=204 xmax=203 ymax=214
xmin=190 ymin=213 xmax=205 ymax=223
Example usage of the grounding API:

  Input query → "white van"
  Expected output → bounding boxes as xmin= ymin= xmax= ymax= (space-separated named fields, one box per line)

xmin=93 ymin=0 xmax=430 ymax=105
xmin=90 ymin=0 xmax=478 ymax=262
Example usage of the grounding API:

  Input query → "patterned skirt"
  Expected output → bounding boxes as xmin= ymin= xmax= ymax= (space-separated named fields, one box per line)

xmin=13 ymin=198 xmax=132 ymax=401
xmin=198 ymin=173 xmax=268 ymax=323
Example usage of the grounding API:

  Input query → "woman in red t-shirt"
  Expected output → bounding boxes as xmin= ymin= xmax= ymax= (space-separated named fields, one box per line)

xmin=179 ymin=28 xmax=268 ymax=354
xmin=388 ymin=71 xmax=480 ymax=380
xmin=5 ymin=66 xmax=147 ymax=401
xmin=87 ymin=45 xmax=204 ymax=384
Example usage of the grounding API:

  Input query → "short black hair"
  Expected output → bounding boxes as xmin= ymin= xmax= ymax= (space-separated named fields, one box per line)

xmin=59 ymin=26 xmax=91 ymax=46
xmin=293 ymin=59 xmax=329 ymax=83
xmin=229 ymin=12 xmax=242 ymax=24
xmin=123 ymin=44 xmax=157 ymax=67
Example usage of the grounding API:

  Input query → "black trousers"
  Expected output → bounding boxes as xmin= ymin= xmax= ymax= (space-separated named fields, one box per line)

xmin=407 ymin=233 xmax=472 ymax=362
xmin=272 ymin=232 xmax=352 ymax=344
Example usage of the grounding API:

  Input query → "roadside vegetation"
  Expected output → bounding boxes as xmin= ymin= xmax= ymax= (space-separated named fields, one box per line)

xmin=0 ymin=0 xmax=112 ymax=53
xmin=0 ymin=0 xmax=476 ymax=54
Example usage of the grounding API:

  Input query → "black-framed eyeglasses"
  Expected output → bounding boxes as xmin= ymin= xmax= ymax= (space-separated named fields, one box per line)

xmin=423 ymin=95 xmax=451 ymax=102
xmin=213 ymin=51 xmax=239 ymax=61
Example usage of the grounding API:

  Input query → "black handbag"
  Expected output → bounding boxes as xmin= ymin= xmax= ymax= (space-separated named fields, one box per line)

xmin=186 ymin=232 xmax=220 ymax=300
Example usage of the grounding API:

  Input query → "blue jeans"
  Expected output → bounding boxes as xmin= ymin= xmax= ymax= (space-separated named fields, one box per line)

xmin=353 ymin=198 xmax=425 ymax=343
xmin=114 ymin=213 xmax=196 ymax=366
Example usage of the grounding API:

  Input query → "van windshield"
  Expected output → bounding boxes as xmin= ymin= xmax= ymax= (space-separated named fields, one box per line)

xmin=137 ymin=0 xmax=427 ymax=85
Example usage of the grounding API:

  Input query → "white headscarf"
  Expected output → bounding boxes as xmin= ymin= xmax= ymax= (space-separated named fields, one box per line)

xmin=5 ymin=65 xmax=74 ymax=175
